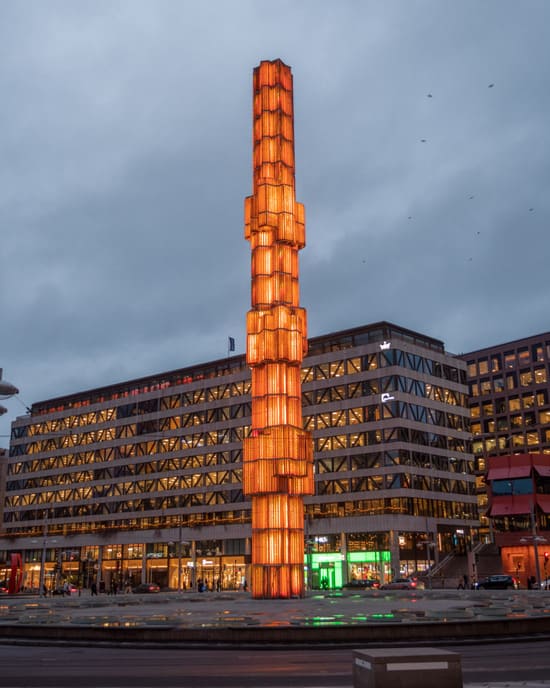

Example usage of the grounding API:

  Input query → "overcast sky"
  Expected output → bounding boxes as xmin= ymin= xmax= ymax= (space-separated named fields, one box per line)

xmin=1 ymin=0 xmax=549 ymax=440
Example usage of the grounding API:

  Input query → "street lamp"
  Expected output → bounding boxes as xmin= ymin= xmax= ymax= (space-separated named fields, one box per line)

xmin=31 ymin=513 xmax=57 ymax=596
xmin=0 ymin=368 xmax=19 ymax=417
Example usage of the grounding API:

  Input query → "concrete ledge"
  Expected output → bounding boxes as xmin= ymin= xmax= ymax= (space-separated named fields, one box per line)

xmin=1 ymin=614 xmax=550 ymax=646
xmin=353 ymin=647 xmax=462 ymax=688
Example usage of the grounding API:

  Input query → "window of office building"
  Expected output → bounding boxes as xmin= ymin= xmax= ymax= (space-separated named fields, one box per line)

xmin=520 ymin=369 xmax=533 ymax=387
xmin=470 ymin=404 xmax=480 ymax=419
xmin=478 ymin=359 xmax=489 ymax=375
xmin=522 ymin=393 xmax=535 ymax=409
xmin=509 ymin=397 xmax=521 ymax=412
xmin=535 ymin=367 xmax=547 ymax=384
xmin=480 ymin=379 xmax=492 ymax=395
xmin=485 ymin=438 xmax=497 ymax=452
xmin=496 ymin=418 xmax=508 ymax=432
xmin=540 ymin=410 xmax=550 ymax=425
xmin=524 ymin=412 xmax=536 ymax=426
xmin=518 ymin=348 xmax=530 ymax=366
xmin=467 ymin=361 xmax=477 ymax=377
xmin=533 ymin=344 xmax=544 ymax=362
xmin=498 ymin=436 xmax=509 ymax=450
xmin=511 ymin=434 xmax=525 ymax=448
xmin=479 ymin=378 xmax=491 ymax=394
xmin=504 ymin=351 xmax=516 ymax=369
xmin=491 ymin=355 xmax=501 ymax=372
xmin=526 ymin=431 xmax=539 ymax=446
xmin=493 ymin=377 xmax=505 ymax=392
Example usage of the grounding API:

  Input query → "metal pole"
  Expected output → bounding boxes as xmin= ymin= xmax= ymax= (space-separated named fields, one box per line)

xmin=532 ymin=507 xmax=542 ymax=588
xmin=191 ymin=540 xmax=197 ymax=592
xmin=428 ymin=542 xmax=433 ymax=590
xmin=177 ymin=519 xmax=182 ymax=592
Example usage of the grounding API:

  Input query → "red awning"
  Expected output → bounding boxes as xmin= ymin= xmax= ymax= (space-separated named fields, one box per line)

xmin=486 ymin=455 xmax=532 ymax=480
xmin=489 ymin=495 xmax=533 ymax=516
xmin=487 ymin=465 xmax=513 ymax=481
xmin=536 ymin=494 xmax=550 ymax=514
xmin=508 ymin=456 xmax=532 ymax=478
xmin=533 ymin=457 xmax=550 ymax=477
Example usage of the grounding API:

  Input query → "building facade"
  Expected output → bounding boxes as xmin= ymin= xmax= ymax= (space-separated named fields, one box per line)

xmin=0 ymin=321 xmax=477 ymax=593
xmin=461 ymin=332 xmax=550 ymax=534
xmin=485 ymin=453 xmax=550 ymax=587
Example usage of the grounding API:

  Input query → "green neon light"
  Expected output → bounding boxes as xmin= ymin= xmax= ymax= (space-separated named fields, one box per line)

xmin=308 ymin=552 xmax=344 ymax=564
xmin=347 ymin=551 xmax=391 ymax=563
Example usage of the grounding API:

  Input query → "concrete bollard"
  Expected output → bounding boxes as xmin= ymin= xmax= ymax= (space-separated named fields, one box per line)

xmin=353 ymin=647 xmax=462 ymax=688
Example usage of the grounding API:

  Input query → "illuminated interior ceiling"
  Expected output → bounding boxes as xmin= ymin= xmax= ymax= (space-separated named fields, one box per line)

xmin=243 ymin=60 xmax=314 ymax=599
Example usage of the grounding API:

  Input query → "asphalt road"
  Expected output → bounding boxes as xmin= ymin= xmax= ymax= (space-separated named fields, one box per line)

xmin=1 ymin=639 xmax=550 ymax=687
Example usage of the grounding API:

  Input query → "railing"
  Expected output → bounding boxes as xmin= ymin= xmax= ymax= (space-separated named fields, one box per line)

xmin=429 ymin=550 xmax=456 ymax=577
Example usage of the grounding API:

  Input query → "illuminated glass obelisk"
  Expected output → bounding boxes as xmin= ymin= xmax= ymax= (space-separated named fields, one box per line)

xmin=243 ymin=60 xmax=314 ymax=599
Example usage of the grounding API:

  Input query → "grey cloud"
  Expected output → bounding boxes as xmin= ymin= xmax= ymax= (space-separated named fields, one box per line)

xmin=2 ymin=0 xmax=550 ymax=439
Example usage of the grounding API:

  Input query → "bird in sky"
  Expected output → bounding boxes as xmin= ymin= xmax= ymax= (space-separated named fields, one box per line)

xmin=420 ymin=139 xmax=427 ymax=143
xmin=427 ymin=93 xmax=433 ymax=98
xmin=469 ymin=195 xmax=475 ymax=199
xmin=529 ymin=208 xmax=534 ymax=212
xmin=488 ymin=83 xmax=495 ymax=88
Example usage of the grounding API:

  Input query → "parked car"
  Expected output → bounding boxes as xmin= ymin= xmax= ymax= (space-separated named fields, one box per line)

xmin=539 ymin=578 xmax=550 ymax=590
xmin=380 ymin=577 xmax=425 ymax=590
xmin=0 ymin=581 xmax=8 ymax=594
xmin=343 ymin=579 xmax=380 ymax=590
xmin=474 ymin=575 xmax=518 ymax=590
xmin=132 ymin=583 xmax=160 ymax=594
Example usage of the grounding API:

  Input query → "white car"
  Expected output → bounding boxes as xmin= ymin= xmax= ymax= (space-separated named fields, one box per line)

xmin=381 ymin=577 xmax=425 ymax=591
xmin=540 ymin=578 xmax=550 ymax=590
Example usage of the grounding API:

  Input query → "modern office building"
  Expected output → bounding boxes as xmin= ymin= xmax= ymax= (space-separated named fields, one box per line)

xmin=461 ymin=332 xmax=550 ymax=534
xmin=485 ymin=453 xmax=550 ymax=586
xmin=0 ymin=321 xmax=477 ymax=593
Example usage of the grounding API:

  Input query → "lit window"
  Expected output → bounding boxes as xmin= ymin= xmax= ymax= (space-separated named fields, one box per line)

xmin=535 ymin=367 xmax=547 ymax=384
xmin=520 ymin=369 xmax=533 ymax=387
xmin=478 ymin=359 xmax=489 ymax=375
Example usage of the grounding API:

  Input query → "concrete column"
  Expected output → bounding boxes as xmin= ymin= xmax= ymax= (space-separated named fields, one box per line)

xmin=341 ymin=531 xmax=348 ymax=585
xmin=389 ymin=530 xmax=400 ymax=580
xmin=141 ymin=547 xmax=147 ymax=584
xmin=96 ymin=548 xmax=103 ymax=589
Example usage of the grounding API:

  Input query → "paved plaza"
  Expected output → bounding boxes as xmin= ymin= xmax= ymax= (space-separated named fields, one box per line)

xmin=2 ymin=587 xmax=550 ymax=631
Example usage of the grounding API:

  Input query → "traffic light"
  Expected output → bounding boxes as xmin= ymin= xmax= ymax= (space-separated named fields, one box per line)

xmin=545 ymin=551 xmax=549 ymax=563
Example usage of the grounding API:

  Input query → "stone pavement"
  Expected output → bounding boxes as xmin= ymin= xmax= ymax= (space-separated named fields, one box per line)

xmin=2 ymin=587 xmax=550 ymax=630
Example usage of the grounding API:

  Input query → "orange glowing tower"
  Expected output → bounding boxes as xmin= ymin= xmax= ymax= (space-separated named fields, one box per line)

xmin=243 ymin=60 xmax=314 ymax=599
